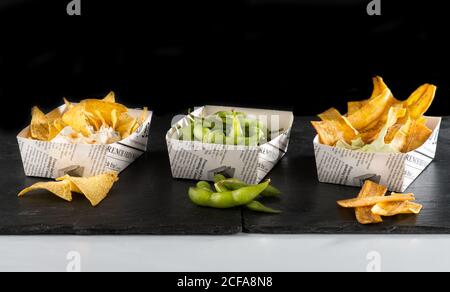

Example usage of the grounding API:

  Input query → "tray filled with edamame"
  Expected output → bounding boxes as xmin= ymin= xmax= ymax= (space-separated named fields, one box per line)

xmin=166 ymin=106 xmax=294 ymax=183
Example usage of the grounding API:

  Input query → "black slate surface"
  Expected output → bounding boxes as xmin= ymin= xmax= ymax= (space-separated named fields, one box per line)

xmin=243 ymin=117 xmax=450 ymax=234
xmin=1 ymin=116 xmax=449 ymax=235
xmin=0 ymin=116 xmax=242 ymax=235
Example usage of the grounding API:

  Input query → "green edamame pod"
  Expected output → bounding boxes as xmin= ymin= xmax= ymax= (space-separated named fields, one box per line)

xmin=214 ymin=182 xmax=229 ymax=193
xmin=213 ymin=174 xmax=227 ymax=183
xmin=196 ymin=181 xmax=213 ymax=192
xmin=221 ymin=178 xmax=282 ymax=197
xmin=246 ymin=200 xmax=281 ymax=214
xmin=188 ymin=180 xmax=270 ymax=209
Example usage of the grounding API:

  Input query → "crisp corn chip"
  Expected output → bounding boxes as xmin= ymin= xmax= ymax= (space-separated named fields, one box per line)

xmin=63 ymin=98 xmax=74 ymax=110
xmin=102 ymin=91 xmax=116 ymax=103
xmin=116 ymin=113 xmax=138 ymax=139
xmin=62 ymin=104 xmax=91 ymax=137
xmin=94 ymin=110 xmax=107 ymax=127
xmin=337 ymin=193 xmax=415 ymax=208
xmin=111 ymin=109 xmax=118 ymax=129
xmin=30 ymin=106 xmax=50 ymax=141
xmin=131 ymin=122 xmax=140 ymax=134
xmin=312 ymin=108 xmax=358 ymax=146
xmin=371 ymin=196 xmax=422 ymax=216
xmin=355 ymin=181 xmax=386 ymax=225
xmin=85 ymin=111 xmax=101 ymax=131
xmin=55 ymin=175 xmax=82 ymax=193
xmin=62 ymin=172 xmax=119 ymax=206
xmin=347 ymin=88 xmax=393 ymax=130
xmin=405 ymin=84 xmax=437 ymax=120
xmin=139 ymin=107 xmax=149 ymax=124
xmin=82 ymin=99 xmax=127 ymax=126
xmin=18 ymin=180 xmax=72 ymax=202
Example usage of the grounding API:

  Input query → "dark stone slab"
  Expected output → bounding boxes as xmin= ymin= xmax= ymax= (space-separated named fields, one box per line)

xmin=0 ymin=116 xmax=242 ymax=235
xmin=243 ymin=117 xmax=450 ymax=234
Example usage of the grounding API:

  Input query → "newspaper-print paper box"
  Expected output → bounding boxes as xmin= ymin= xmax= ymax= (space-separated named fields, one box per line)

xmin=166 ymin=106 xmax=294 ymax=184
xmin=17 ymin=104 xmax=153 ymax=179
xmin=313 ymin=117 xmax=441 ymax=192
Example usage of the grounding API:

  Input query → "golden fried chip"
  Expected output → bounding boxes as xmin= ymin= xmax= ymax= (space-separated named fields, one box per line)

xmin=347 ymin=101 xmax=367 ymax=116
xmin=94 ymin=110 xmax=107 ymax=127
xmin=116 ymin=113 xmax=137 ymax=139
xmin=62 ymin=172 xmax=119 ymax=207
xmin=371 ymin=197 xmax=422 ymax=216
xmin=312 ymin=108 xmax=358 ymax=146
xmin=55 ymin=175 xmax=82 ymax=193
xmin=337 ymin=193 xmax=415 ymax=208
xmin=62 ymin=104 xmax=91 ymax=137
xmin=102 ymin=91 xmax=116 ymax=103
xmin=18 ymin=180 xmax=72 ymax=202
xmin=355 ymin=181 xmax=387 ymax=225
xmin=85 ymin=111 xmax=101 ymax=131
xmin=111 ymin=109 xmax=118 ymax=129
xmin=63 ymin=98 xmax=74 ymax=110
xmin=81 ymin=99 xmax=127 ymax=126
xmin=370 ymin=76 xmax=389 ymax=100
xmin=30 ymin=106 xmax=50 ymax=140
xmin=347 ymin=88 xmax=393 ymax=130
xmin=140 ymin=107 xmax=149 ymax=124
xmin=405 ymin=84 xmax=437 ymax=120
xmin=403 ymin=121 xmax=433 ymax=152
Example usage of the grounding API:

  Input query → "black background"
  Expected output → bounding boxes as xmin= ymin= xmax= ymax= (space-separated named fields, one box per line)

xmin=0 ymin=0 xmax=448 ymax=131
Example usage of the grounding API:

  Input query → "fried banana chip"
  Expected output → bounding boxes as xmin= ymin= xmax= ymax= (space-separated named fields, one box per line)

xmin=355 ymin=181 xmax=387 ymax=225
xmin=312 ymin=108 xmax=358 ymax=146
xmin=18 ymin=180 xmax=72 ymax=202
xmin=347 ymin=88 xmax=393 ymax=130
xmin=405 ymin=84 xmax=437 ymax=120
xmin=371 ymin=196 xmax=422 ymax=216
xmin=404 ymin=121 xmax=433 ymax=152
xmin=337 ymin=193 xmax=415 ymax=208
xmin=359 ymin=105 xmax=406 ymax=144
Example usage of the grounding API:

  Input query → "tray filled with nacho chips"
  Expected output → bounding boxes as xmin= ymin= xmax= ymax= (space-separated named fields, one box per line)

xmin=17 ymin=92 xmax=152 ymax=179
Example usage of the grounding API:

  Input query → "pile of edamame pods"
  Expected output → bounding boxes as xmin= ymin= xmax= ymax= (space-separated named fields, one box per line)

xmin=188 ymin=174 xmax=282 ymax=214
xmin=177 ymin=110 xmax=280 ymax=146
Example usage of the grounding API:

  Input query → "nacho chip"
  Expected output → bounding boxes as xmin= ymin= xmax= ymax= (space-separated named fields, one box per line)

xmin=102 ymin=91 xmax=116 ymax=103
xmin=18 ymin=180 xmax=72 ymax=202
xmin=61 ymin=172 xmax=119 ymax=207
xmin=63 ymin=98 xmax=74 ymax=110
xmin=312 ymin=108 xmax=358 ymax=146
xmin=347 ymin=88 xmax=393 ymax=130
xmin=116 ymin=113 xmax=137 ymax=139
xmin=355 ymin=181 xmax=387 ymax=225
xmin=30 ymin=106 xmax=50 ymax=140
xmin=139 ymin=107 xmax=149 ymax=124
xmin=111 ymin=109 xmax=119 ymax=129
xmin=55 ymin=175 xmax=82 ymax=193
xmin=81 ymin=99 xmax=127 ymax=126
xmin=62 ymin=104 xmax=91 ymax=137
xmin=405 ymin=84 xmax=437 ymax=120
xmin=337 ymin=193 xmax=415 ymax=208
xmin=85 ymin=111 xmax=101 ymax=131
xmin=94 ymin=110 xmax=108 ymax=127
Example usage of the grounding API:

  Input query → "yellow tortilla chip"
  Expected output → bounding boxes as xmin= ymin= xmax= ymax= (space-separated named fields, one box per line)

xmin=111 ymin=109 xmax=118 ymax=129
xmin=337 ymin=193 xmax=415 ymax=208
xmin=94 ymin=110 xmax=108 ymax=127
xmin=116 ymin=113 xmax=137 ymax=139
xmin=85 ymin=111 xmax=101 ymax=131
xmin=18 ymin=180 xmax=72 ymax=202
xmin=312 ymin=108 xmax=358 ymax=146
xmin=81 ymin=99 xmax=127 ymax=126
xmin=102 ymin=91 xmax=116 ymax=103
xmin=355 ymin=181 xmax=387 ymax=225
xmin=405 ymin=84 xmax=437 ymax=120
xmin=30 ymin=106 xmax=50 ymax=141
xmin=62 ymin=104 xmax=91 ymax=137
xmin=63 ymin=98 xmax=74 ymax=110
xmin=139 ymin=107 xmax=149 ymax=124
xmin=62 ymin=172 xmax=119 ymax=207
xmin=55 ymin=175 xmax=82 ymax=193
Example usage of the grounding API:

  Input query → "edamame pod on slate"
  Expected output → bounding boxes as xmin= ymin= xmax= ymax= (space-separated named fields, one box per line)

xmin=213 ymin=174 xmax=281 ymax=198
xmin=188 ymin=180 xmax=270 ymax=209
xmin=246 ymin=201 xmax=281 ymax=214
